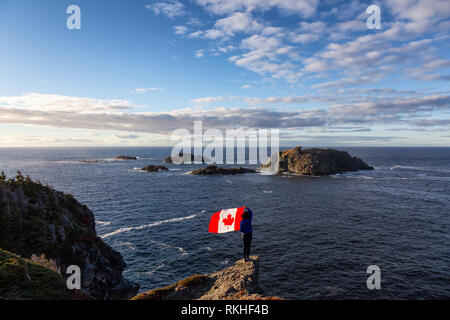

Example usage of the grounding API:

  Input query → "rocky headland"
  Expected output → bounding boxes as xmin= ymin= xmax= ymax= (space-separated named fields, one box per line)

xmin=132 ymin=256 xmax=279 ymax=300
xmin=0 ymin=172 xmax=139 ymax=300
xmin=190 ymin=165 xmax=256 ymax=175
xmin=261 ymin=146 xmax=374 ymax=176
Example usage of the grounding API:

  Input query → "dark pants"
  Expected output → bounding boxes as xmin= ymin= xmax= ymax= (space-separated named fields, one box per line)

xmin=243 ymin=232 xmax=252 ymax=259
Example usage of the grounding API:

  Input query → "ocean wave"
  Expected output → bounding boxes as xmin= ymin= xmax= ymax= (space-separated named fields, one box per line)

xmin=100 ymin=210 xmax=206 ymax=239
xmin=151 ymin=241 xmax=188 ymax=257
xmin=115 ymin=241 xmax=137 ymax=251
xmin=331 ymin=175 xmax=409 ymax=180
xmin=263 ymin=190 xmax=273 ymax=193
xmin=146 ymin=263 xmax=165 ymax=276
xmin=96 ymin=220 xmax=111 ymax=226
xmin=390 ymin=165 xmax=450 ymax=173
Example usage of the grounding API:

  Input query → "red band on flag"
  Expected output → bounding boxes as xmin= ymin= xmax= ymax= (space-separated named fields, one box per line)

xmin=208 ymin=211 xmax=221 ymax=233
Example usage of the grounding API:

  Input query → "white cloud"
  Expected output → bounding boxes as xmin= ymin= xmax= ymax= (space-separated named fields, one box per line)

xmin=214 ymin=12 xmax=262 ymax=36
xmin=131 ymin=87 xmax=162 ymax=94
xmin=174 ymin=25 xmax=188 ymax=35
xmin=0 ymin=93 xmax=132 ymax=113
xmin=195 ymin=0 xmax=319 ymax=17
xmin=195 ymin=49 xmax=205 ymax=58
xmin=1 ymin=93 xmax=449 ymax=138
xmin=146 ymin=0 xmax=184 ymax=18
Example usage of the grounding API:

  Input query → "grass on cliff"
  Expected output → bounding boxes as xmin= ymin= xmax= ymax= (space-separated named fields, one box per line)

xmin=0 ymin=248 xmax=90 ymax=300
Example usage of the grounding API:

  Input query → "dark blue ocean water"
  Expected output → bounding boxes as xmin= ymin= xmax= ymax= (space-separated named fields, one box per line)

xmin=0 ymin=147 xmax=449 ymax=299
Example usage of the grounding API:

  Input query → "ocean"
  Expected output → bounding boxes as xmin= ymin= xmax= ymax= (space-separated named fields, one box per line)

xmin=0 ymin=147 xmax=449 ymax=299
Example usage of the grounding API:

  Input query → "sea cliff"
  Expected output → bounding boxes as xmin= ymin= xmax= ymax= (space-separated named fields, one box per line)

xmin=0 ymin=172 xmax=139 ymax=300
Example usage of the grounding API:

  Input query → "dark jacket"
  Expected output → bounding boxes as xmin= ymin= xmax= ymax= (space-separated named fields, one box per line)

xmin=240 ymin=208 xmax=253 ymax=233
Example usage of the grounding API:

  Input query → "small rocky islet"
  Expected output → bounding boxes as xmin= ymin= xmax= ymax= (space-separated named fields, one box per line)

xmin=190 ymin=165 xmax=256 ymax=175
xmin=164 ymin=152 xmax=209 ymax=164
xmin=261 ymin=146 xmax=374 ymax=176
xmin=114 ymin=155 xmax=138 ymax=161
xmin=141 ymin=165 xmax=169 ymax=172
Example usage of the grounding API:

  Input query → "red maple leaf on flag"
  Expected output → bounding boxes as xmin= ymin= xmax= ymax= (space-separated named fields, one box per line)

xmin=222 ymin=213 xmax=234 ymax=227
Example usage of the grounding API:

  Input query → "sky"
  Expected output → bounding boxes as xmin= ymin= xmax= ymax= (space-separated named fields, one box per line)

xmin=0 ymin=0 xmax=449 ymax=147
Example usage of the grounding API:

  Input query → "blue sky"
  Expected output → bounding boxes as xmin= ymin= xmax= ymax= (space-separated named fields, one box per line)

xmin=0 ymin=0 xmax=449 ymax=147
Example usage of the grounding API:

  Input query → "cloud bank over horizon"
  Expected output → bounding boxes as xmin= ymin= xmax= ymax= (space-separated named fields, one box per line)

xmin=0 ymin=0 xmax=449 ymax=146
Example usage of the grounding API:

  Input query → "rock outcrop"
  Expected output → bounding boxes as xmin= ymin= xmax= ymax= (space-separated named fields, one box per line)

xmin=0 ymin=173 xmax=139 ymax=300
xmin=164 ymin=152 xmax=209 ymax=164
xmin=115 ymin=156 xmax=137 ymax=161
xmin=190 ymin=165 xmax=256 ymax=175
xmin=261 ymin=146 xmax=374 ymax=176
xmin=141 ymin=165 xmax=169 ymax=172
xmin=132 ymin=256 xmax=279 ymax=300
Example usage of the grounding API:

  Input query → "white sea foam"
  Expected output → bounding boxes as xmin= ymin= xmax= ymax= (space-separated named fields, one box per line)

xmin=96 ymin=220 xmax=111 ymax=226
xmin=100 ymin=210 xmax=205 ymax=239
xmin=263 ymin=190 xmax=273 ymax=193
xmin=146 ymin=263 xmax=165 ymax=276
xmin=390 ymin=165 xmax=450 ymax=173
xmin=150 ymin=240 xmax=188 ymax=257
xmin=259 ymin=170 xmax=276 ymax=176
xmin=116 ymin=241 xmax=137 ymax=251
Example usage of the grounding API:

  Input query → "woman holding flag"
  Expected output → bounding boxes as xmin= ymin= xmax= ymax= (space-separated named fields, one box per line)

xmin=240 ymin=207 xmax=253 ymax=261
xmin=208 ymin=206 xmax=254 ymax=261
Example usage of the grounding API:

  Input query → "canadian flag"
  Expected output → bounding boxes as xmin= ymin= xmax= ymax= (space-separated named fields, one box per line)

xmin=208 ymin=207 xmax=245 ymax=234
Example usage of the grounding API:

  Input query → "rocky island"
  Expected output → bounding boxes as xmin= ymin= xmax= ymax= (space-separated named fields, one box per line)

xmin=190 ymin=165 xmax=256 ymax=175
xmin=115 ymin=155 xmax=138 ymax=161
xmin=262 ymin=146 xmax=374 ymax=176
xmin=141 ymin=165 xmax=169 ymax=172
xmin=132 ymin=256 xmax=279 ymax=300
xmin=164 ymin=152 xmax=209 ymax=164
xmin=0 ymin=172 xmax=139 ymax=300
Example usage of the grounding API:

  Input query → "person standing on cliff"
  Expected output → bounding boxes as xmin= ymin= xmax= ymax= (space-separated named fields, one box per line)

xmin=240 ymin=207 xmax=253 ymax=261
